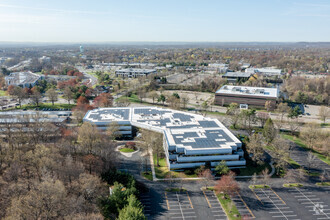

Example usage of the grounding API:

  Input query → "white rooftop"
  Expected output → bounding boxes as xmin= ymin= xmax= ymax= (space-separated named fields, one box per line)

xmin=216 ymin=85 xmax=279 ymax=98
xmin=84 ymin=107 xmax=241 ymax=152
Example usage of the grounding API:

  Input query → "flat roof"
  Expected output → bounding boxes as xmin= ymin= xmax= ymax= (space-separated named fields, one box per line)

xmin=246 ymin=67 xmax=282 ymax=75
xmin=5 ymin=71 xmax=43 ymax=85
xmin=216 ymin=85 xmax=279 ymax=98
xmin=223 ymin=72 xmax=251 ymax=78
xmin=115 ymin=68 xmax=156 ymax=73
xmin=84 ymin=107 xmax=241 ymax=152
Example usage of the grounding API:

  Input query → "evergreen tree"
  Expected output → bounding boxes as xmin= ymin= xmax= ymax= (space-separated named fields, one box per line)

xmin=215 ymin=160 xmax=230 ymax=175
xmin=263 ymin=118 xmax=277 ymax=144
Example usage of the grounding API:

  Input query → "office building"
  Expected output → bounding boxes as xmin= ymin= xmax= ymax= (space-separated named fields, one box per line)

xmin=215 ymin=85 xmax=279 ymax=110
xmin=83 ymin=107 xmax=245 ymax=170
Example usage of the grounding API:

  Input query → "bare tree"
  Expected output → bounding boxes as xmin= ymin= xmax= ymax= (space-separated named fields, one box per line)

xmin=46 ymin=88 xmax=58 ymax=105
xmin=78 ymin=122 xmax=102 ymax=154
xmin=106 ymin=122 xmax=122 ymax=140
xmin=246 ymin=133 xmax=265 ymax=165
xmin=318 ymin=106 xmax=329 ymax=123
xmin=138 ymin=129 xmax=163 ymax=167
xmin=63 ymin=87 xmax=74 ymax=104
xmin=288 ymin=117 xmax=300 ymax=135
xmin=300 ymin=123 xmax=319 ymax=150
xmin=306 ymin=152 xmax=317 ymax=172
xmin=261 ymin=168 xmax=270 ymax=186
xmin=148 ymin=91 xmax=158 ymax=104
xmin=198 ymin=169 xmax=214 ymax=188
xmin=181 ymin=94 xmax=189 ymax=109
xmin=12 ymin=86 xmax=27 ymax=108
xmin=31 ymin=90 xmax=42 ymax=107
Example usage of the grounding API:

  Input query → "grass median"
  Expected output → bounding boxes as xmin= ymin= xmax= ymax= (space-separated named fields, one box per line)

xmin=216 ymin=193 xmax=241 ymax=220
xmin=153 ymin=154 xmax=197 ymax=179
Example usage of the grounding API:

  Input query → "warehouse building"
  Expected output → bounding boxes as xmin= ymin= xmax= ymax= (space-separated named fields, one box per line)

xmin=5 ymin=71 xmax=44 ymax=88
xmin=245 ymin=67 xmax=282 ymax=76
xmin=115 ymin=68 xmax=157 ymax=78
xmin=215 ymin=85 xmax=279 ymax=110
xmin=222 ymin=71 xmax=252 ymax=83
xmin=83 ymin=107 xmax=245 ymax=170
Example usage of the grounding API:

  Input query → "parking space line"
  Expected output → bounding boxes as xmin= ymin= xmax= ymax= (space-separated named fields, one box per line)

xmin=165 ymin=192 xmax=170 ymax=210
xmin=294 ymin=187 xmax=330 ymax=219
xmin=270 ymin=188 xmax=286 ymax=205
xmin=251 ymin=189 xmax=264 ymax=205
xmin=186 ymin=191 xmax=194 ymax=209
xmin=235 ymin=191 xmax=255 ymax=218
xmin=202 ymin=190 xmax=212 ymax=208
xmin=176 ymin=192 xmax=185 ymax=220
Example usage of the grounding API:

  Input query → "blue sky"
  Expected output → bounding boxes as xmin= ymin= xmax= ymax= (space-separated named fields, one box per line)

xmin=0 ymin=0 xmax=329 ymax=42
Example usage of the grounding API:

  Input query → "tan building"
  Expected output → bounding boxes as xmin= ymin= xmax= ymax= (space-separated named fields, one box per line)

xmin=215 ymin=85 xmax=279 ymax=110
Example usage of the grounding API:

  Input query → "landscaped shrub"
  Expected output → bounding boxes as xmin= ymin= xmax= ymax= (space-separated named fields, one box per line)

xmin=125 ymin=142 xmax=136 ymax=150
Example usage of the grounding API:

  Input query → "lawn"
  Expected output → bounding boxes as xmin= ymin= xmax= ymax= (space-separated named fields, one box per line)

xmin=216 ymin=193 xmax=241 ymax=220
xmin=282 ymin=134 xmax=330 ymax=165
xmin=283 ymin=183 xmax=303 ymax=187
xmin=116 ymin=94 xmax=141 ymax=103
xmin=264 ymin=144 xmax=300 ymax=170
xmin=321 ymin=123 xmax=329 ymax=128
xmin=249 ymin=184 xmax=270 ymax=189
xmin=119 ymin=148 xmax=135 ymax=153
xmin=0 ymin=90 xmax=7 ymax=96
xmin=153 ymin=154 xmax=198 ymax=179
xmin=141 ymin=171 xmax=153 ymax=181
xmin=205 ymin=111 xmax=226 ymax=116
xmin=238 ymin=159 xmax=272 ymax=176
xmin=7 ymin=103 xmax=76 ymax=111
xmin=316 ymin=182 xmax=330 ymax=186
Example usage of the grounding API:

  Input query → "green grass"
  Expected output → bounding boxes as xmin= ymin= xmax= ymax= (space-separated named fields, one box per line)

xmin=6 ymin=103 xmax=76 ymax=111
xmin=0 ymin=90 xmax=7 ymax=96
xmin=165 ymin=188 xmax=187 ymax=192
xmin=153 ymin=154 xmax=197 ymax=179
xmin=282 ymin=134 xmax=330 ymax=165
xmin=141 ymin=171 xmax=153 ymax=181
xmin=283 ymin=183 xmax=303 ymax=187
xmin=116 ymin=94 xmax=142 ymax=103
xmin=249 ymin=184 xmax=270 ymax=189
xmin=316 ymin=182 xmax=330 ymax=186
xmin=202 ymin=186 xmax=215 ymax=191
xmin=216 ymin=193 xmax=241 ymax=220
xmin=119 ymin=148 xmax=135 ymax=153
xmin=307 ymin=171 xmax=320 ymax=176
xmin=320 ymin=123 xmax=329 ymax=127
xmin=264 ymin=143 xmax=300 ymax=170
xmin=238 ymin=159 xmax=272 ymax=176
xmin=205 ymin=111 xmax=226 ymax=116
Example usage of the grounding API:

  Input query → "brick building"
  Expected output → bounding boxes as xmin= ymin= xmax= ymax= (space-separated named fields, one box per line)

xmin=215 ymin=85 xmax=279 ymax=110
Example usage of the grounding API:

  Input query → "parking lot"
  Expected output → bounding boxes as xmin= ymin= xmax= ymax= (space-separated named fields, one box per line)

xmin=290 ymin=145 xmax=330 ymax=174
xmin=202 ymin=190 xmax=227 ymax=220
xmin=252 ymin=187 xmax=299 ymax=219
xmin=165 ymin=190 xmax=196 ymax=219
xmin=231 ymin=191 xmax=255 ymax=219
xmin=286 ymin=187 xmax=330 ymax=220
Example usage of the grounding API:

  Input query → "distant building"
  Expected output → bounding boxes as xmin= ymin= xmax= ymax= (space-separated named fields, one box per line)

xmin=222 ymin=71 xmax=252 ymax=83
xmin=5 ymin=71 xmax=44 ymax=88
xmin=208 ymin=63 xmax=229 ymax=73
xmin=115 ymin=68 xmax=157 ymax=78
xmin=80 ymin=45 xmax=84 ymax=53
xmin=215 ymin=85 xmax=279 ymax=110
xmin=240 ymin=63 xmax=250 ymax=70
xmin=0 ymin=57 xmax=9 ymax=66
xmin=83 ymin=107 xmax=245 ymax=170
xmin=38 ymin=56 xmax=51 ymax=64
xmin=245 ymin=67 xmax=282 ymax=76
